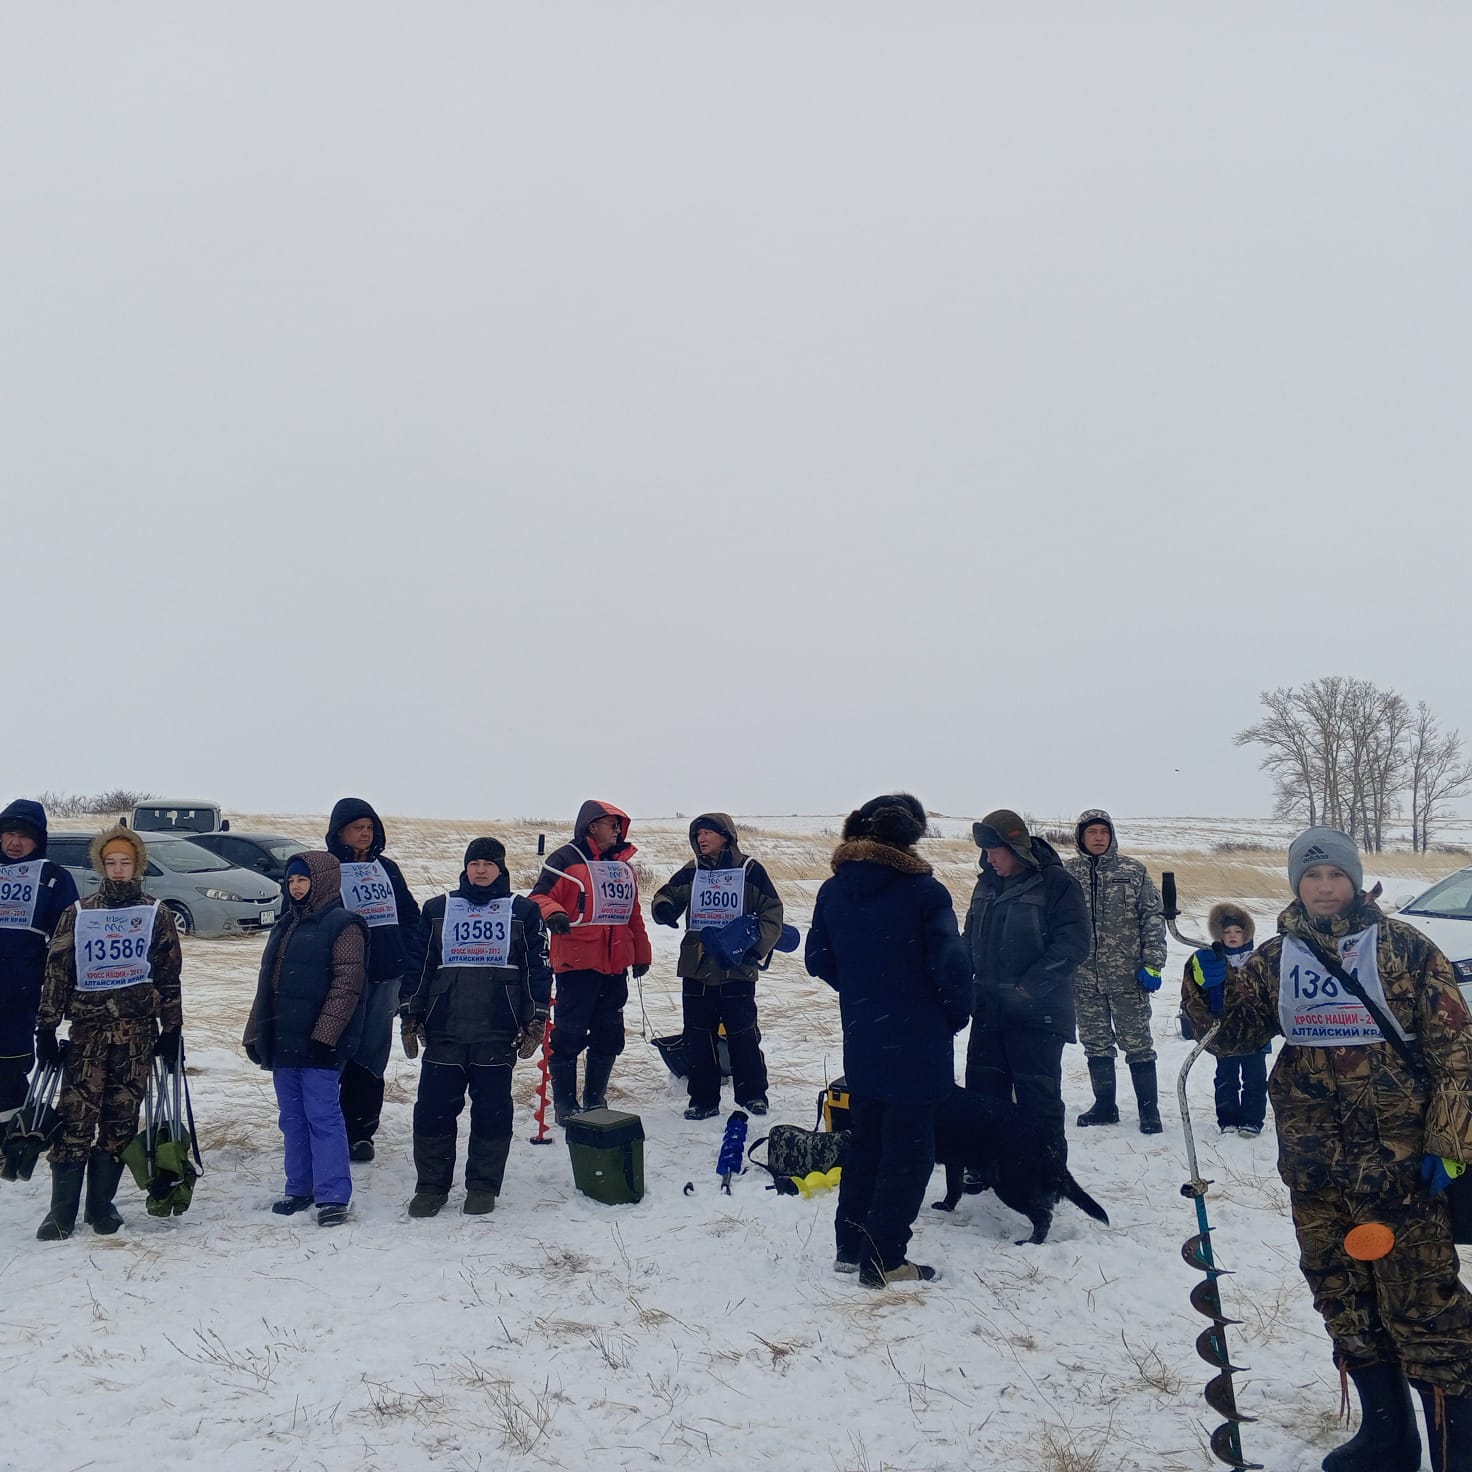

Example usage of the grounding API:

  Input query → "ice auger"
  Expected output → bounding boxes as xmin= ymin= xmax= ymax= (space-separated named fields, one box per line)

xmin=1162 ymin=871 xmax=1261 ymax=1472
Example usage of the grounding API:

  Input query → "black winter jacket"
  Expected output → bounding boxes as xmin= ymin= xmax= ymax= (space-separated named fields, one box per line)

xmin=404 ymin=873 xmax=552 ymax=1044
xmin=964 ymin=836 xmax=1090 ymax=1042
xmin=325 ymin=797 xmax=421 ymax=990
xmin=0 ymin=800 xmax=80 ymax=1054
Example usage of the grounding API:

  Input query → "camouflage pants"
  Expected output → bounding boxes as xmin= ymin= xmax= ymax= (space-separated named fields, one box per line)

xmin=51 ymin=1023 xmax=155 ymax=1165
xmin=1291 ymin=1183 xmax=1472 ymax=1393
xmin=1074 ymin=973 xmax=1155 ymax=1064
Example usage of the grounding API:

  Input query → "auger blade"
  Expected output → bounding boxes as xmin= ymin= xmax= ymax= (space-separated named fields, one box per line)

xmin=1196 ymin=1324 xmax=1246 ymax=1372
xmin=1209 ymin=1420 xmax=1263 ymax=1470
xmin=1189 ymin=1277 xmax=1242 ymax=1324
xmin=1204 ymin=1370 xmax=1256 ymax=1423
xmin=1183 ymin=1231 xmax=1228 ymax=1272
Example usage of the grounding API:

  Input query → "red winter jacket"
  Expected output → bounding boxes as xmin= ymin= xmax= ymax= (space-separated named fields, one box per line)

xmin=530 ymin=800 xmax=652 ymax=976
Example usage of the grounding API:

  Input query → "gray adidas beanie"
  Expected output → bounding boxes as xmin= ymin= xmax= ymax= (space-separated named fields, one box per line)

xmin=1287 ymin=827 xmax=1363 ymax=897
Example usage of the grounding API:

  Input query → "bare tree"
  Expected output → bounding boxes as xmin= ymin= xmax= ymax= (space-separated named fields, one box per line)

xmin=1234 ymin=687 xmax=1319 ymax=826
xmin=1408 ymin=703 xmax=1472 ymax=852
xmin=1361 ymin=687 xmax=1411 ymax=852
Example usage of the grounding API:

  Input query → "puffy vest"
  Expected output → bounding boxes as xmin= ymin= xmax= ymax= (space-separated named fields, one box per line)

xmin=259 ymin=905 xmax=368 ymax=1070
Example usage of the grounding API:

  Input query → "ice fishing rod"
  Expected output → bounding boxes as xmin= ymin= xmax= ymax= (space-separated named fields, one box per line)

xmin=1162 ymin=871 xmax=1261 ymax=1472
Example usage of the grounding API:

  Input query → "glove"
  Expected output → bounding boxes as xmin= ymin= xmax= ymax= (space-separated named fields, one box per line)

xmin=35 ymin=1028 xmax=61 ymax=1069
xmin=632 ymin=963 xmax=650 ymax=979
xmin=1137 ymin=966 xmax=1163 ymax=992
xmin=309 ymin=1040 xmax=338 ymax=1070
xmin=154 ymin=1028 xmax=183 ymax=1065
xmin=651 ymin=902 xmax=679 ymax=929
xmin=1422 ymin=1155 xmax=1465 ymax=1195
xmin=400 ymin=1018 xmax=421 ymax=1059
xmin=1190 ymin=949 xmax=1227 ymax=1015
xmin=517 ymin=1013 xmax=548 ymax=1060
xmin=244 ymin=1042 xmax=262 ymax=1066
xmin=545 ymin=911 xmax=572 ymax=935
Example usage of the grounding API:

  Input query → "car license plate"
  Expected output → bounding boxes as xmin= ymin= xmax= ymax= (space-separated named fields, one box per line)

xmin=260 ymin=911 xmax=275 ymax=926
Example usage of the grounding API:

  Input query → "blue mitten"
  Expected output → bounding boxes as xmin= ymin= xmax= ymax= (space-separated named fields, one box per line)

xmin=1137 ymin=965 xmax=1162 ymax=992
xmin=1190 ymin=949 xmax=1227 ymax=1015
xmin=1421 ymin=1155 xmax=1465 ymax=1195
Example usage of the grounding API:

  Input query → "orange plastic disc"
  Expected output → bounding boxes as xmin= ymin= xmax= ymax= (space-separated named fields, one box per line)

xmin=1344 ymin=1223 xmax=1396 ymax=1261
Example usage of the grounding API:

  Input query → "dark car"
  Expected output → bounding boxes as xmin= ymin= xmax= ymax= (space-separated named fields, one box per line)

xmin=188 ymin=832 xmax=310 ymax=887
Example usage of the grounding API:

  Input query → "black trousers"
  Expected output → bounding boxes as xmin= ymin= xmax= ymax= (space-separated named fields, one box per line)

xmin=339 ymin=1061 xmax=384 ymax=1146
xmin=1214 ymin=1052 xmax=1268 ymax=1130
xmin=413 ymin=1041 xmax=516 ymax=1194
xmin=549 ymin=969 xmax=628 ymax=1060
xmin=834 ymin=1094 xmax=936 ymax=1274
xmin=965 ymin=1025 xmax=1067 ymax=1152
xmin=0 ymin=1042 xmax=34 ymax=1116
xmin=683 ymin=977 xmax=767 ymax=1109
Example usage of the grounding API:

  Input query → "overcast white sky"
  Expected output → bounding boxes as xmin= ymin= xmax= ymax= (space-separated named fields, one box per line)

xmin=4 ymin=5 xmax=1469 ymax=825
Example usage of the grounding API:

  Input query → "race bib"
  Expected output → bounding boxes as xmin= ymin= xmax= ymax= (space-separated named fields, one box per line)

xmin=441 ymin=896 xmax=514 ymax=969
xmin=689 ymin=865 xmax=747 ymax=928
xmin=341 ymin=861 xmax=399 ymax=928
xmin=0 ymin=860 xmax=44 ymax=930
xmin=75 ymin=903 xmax=159 ymax=991
xmin=585 ymin=861 xmax=636 ymax=926
xmin=1278 ymin=925 xmax=1410 ymax=1048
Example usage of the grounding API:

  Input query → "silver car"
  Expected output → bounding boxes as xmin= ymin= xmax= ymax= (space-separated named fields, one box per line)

xmin=1394 ymin=866 xmax=1472 ymax=1001
xmin=48 ymin=832 xmax=280 ymax=938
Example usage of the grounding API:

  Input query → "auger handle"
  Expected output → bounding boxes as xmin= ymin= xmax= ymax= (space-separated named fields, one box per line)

xmin=1162 ymin=871 xmax=1212 ymax=951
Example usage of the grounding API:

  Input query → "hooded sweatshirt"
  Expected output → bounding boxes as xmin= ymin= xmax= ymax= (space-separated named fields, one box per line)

xmin=650 ymin=814 xmax=784 ymax=984
xmin=325 ymin=797 xmax=421 ymax=990
xmin=1063 ymin=809 xmax=1167 ymax=989
xmin=529 ymin=800 xmax=652 ymax=976
xmin=37 ymin=824 xmax=183 ymax=1035
xmin=244 ymin=850 xmax=368 ymax=1070
xmin=0 ymin=799 xmax=80 ymax=1052
xmin=404 ymin=868 xmax=552 ymax=1042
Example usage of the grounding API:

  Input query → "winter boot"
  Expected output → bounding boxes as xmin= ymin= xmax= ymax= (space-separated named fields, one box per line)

xmin=581 ymin=1053 xmax=616 ymax=1112
xmin=1129 ymin=1059 xmax=1164 ymax=1135
xmin=1413 ymin=1380 xmax=1472 ymax=1472
xmin=1076 ymin=1058 xmax=1120 ymax=1127
xmin=463 ymin=1191 xmax=496 ymax=1215
xmin=860 ymin=1260 xmax=941 ymax=1288
xmin=84 ymin=1148 xmax=126 ymax=1235
xmin=1323 ymin=1361 xmax=1420 ymax=1472
xmin=36 ymin=1160 xmax=85 ymax=1241
xmin=549 ymin=1056 xmax=581 ymax=1125
xmin=465 ymin=1134 xmax=511 ymax=1206
xmin=411 ymin=1132 xmax=457 ymax=1209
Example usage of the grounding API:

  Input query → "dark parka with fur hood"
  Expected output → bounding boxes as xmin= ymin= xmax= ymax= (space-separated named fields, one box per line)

xmin=964 ymin=827 xmax=1090 ymax=1042
xmin=325 ymin=798 xmax=421 ymax=992
xmin=650 ymin=814 xmax=784 ymax=984
xmin=0 ymin=799 xmax=79 ymax=1055
xmin=805 ymin=796 xmax=971 ymax=1105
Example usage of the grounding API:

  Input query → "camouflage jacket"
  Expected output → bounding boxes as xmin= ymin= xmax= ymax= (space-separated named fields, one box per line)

xmin=1180 ymin=896 xmax=1472 ymax=1194
xmin=36 ymin=881 xmax=183 ymax=1034
xmin=1064 ymin=810 xmax=1167 ymax=988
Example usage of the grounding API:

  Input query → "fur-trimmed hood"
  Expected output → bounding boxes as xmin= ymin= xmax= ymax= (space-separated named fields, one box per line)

xmin=89 ymin=823 xmax=148 ymax=876
xmin=1208 ymin=902 xmax=1256 ymax=944
xmin=832 ymin=838 xmax=932 ymax=877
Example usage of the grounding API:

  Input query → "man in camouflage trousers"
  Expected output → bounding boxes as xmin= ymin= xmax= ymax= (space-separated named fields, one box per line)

xmin=1065 ymin=810 xmax=1167 ymax=1134
xmin=33 ymin=825 xmax=183 ymax=1241
xmin=1182 ymin=827 xmax=1472 ymax=1472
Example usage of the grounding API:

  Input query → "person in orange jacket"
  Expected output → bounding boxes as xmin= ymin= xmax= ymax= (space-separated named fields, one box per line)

xmin=529 ymin=801 xmax=651 ymax=1123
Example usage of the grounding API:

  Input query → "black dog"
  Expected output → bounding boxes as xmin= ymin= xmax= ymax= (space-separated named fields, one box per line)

xmin=931 ymin=1087 xmax=1109 ymax=1245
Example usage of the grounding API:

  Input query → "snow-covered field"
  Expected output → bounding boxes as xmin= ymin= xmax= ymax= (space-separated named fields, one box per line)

xmin=5 ymin=815 xmax=1470 ymax=1471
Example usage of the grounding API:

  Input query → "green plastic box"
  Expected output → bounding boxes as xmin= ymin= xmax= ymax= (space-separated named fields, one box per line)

xmin=565 ymin=1108 xmax=645 ymax=1205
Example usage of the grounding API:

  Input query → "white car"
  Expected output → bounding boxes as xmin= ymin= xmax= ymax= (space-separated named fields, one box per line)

xmin=1394 ymin=867 xmax=1472 ymax=995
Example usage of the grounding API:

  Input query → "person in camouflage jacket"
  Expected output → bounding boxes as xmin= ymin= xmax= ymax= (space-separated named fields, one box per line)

xmin=34 ymin=825 xmax=183 ymax=1241
xmin=1064 ymin=809 xmax=1167 ymax=1134
xmin=1181 ymin=826 xmax=1472 ymax=1470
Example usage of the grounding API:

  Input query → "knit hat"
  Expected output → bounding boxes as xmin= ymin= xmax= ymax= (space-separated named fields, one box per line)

xmin=972 ymin=809 xmax=1037 ymax=868
xmin=464 ymin=836 xmax=507 ymax=870
xmin=842 ymin=793 xmax=927 ymax=849
xmin=284 ymin=855 xmax=312 ymax=881
xmin=1287 ymin=827 xmax=1362 ymax=897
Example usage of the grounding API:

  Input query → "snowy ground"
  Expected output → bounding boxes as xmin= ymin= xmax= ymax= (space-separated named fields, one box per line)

xmin=4 ymin=817 xmax=1469 ymax=1471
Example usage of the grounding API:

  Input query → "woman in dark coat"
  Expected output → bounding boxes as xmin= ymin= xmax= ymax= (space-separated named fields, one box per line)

xmin=243 ymin=851 xmax=367 ymax=1227
xmin=805 ymin=795 xmax=971 ymax=1287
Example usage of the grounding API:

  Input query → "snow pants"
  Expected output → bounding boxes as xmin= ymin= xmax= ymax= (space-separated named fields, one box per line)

xmin=0 ymin=1042 xmax=32 ymax=1119
xmin=1291 ymin=1181 xmax=1472 ymax=1394
xmin=276 ymin=1067 xmax=352 ymax=1207
xmin=339 ymin=974 xmax=401 ymax=1145
xmin=549 ymin=969 xmax=627 ymax=1060
xmin=51 ymin=1021 xmax=153 ymax=1165
xmin=835 ymin=1095 xmax=936 ymax=1274
xmin=413 ymin=1041 xmax=516 ymax=1195
xmin=1074 ymin=972 xmax=1155 ymax=1065
xmin=1215 ymin=1052 xmax=1268 ymax=1131
xmin=965 ymin=1025 xmax=1067 ymax=1154
xmin=682 ymin=977 xmax=766 ymax=1111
